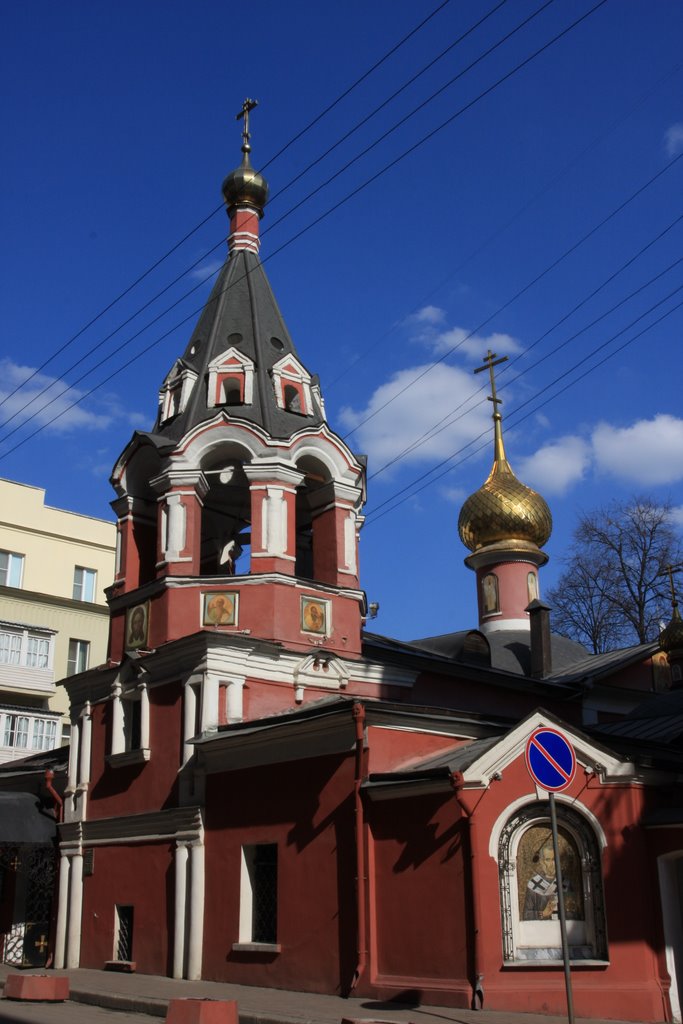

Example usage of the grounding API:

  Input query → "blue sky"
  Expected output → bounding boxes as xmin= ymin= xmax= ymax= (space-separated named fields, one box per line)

xmin=1 ymin=0 xmax=682 ymax=640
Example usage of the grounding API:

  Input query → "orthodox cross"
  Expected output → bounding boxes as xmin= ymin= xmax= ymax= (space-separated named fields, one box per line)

xmin=474 ymin=349 xmax=508 ymax=413
xmin=658 ymin=562 xmax=683 ymax=608
xmin=34 ymin=934 xmax=49 ymax=955
xmin=236 ymin=98 xmax=258 ymax=152
xmin=9 ymin=852 xmax=21 ymax=871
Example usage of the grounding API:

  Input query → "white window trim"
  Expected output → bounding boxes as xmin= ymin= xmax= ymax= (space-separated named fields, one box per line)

xmin=0 ymin=709 xmax=61 ymax=753
xmin=234 ymin=843 xmax=281 ymax=953
xmin=0 ymin=550 xmax=24 ymax=588
xmin=270 ymin=354 xmax=313 ymax=415
xmin=0 ymin=623 xmax=55 ymax=671
xmin=159 ymin=363 xmax=198 ymax=423
xmin=207 ymin=347 xmax=254 ymax=408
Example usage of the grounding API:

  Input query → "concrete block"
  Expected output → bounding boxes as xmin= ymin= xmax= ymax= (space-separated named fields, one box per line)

xmin=3 ymin=974 xmax=70 ymax=1002
xmin=166 ymin=998 xmax=239 ymax=1024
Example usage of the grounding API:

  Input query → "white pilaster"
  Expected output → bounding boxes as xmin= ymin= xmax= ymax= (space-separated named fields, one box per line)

xmin=54 ymin=853 xmax=70 ymax=969
xmin=183 ymin=682 xmax=197 ymax=765
xmin=111 ymin=682 xmax=124 ymax=755
xmin=68 ymin=720 xmax=80 ymax=790
xmin=173 ymin=843 xmax=189 ymax=979
xmin=78 ymin=703 xmax=92 ymax=787
xmin=226 ymin=678 xmax=245 ymax=722
xmin=187 ymin=841 xmax=205 ymax=981
xmin=139 ymin=682 xmax=150 ymax=748
xmin=66 ymin=852 xmax=83 ymax=969
xmin=200 ymin=673 xmax=219 ymax=733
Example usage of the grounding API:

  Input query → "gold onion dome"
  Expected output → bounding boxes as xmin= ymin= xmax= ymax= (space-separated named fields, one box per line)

xmin=660 ymin=604 xmax=683 ymax=654
xmin=222 ymin=150 xmax=269 ymax=214
xmin=458 ymin=414 xmax=552 ymax=553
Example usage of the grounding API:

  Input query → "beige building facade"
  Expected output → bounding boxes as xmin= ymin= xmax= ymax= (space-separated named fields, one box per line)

xmin=0 ymin=478 xmax=115 ymax=763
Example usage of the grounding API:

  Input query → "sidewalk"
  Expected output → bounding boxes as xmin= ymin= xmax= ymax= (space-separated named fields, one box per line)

xmin=0 ymin=965 xmax=649 ymax=1024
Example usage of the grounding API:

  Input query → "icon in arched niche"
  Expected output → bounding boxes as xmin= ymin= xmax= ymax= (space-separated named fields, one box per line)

xmin=527 ymin=571 xmax=539 ymax=604
xmin=481 ymin=573 xmax=499 ymax=614
xmin=518 ymin=825 xmax=584 ymax=922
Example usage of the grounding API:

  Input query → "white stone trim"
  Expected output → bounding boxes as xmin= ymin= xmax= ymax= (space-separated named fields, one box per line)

xmin=488 ymin=792 xmax=608 ymax=861
xmin=207 ymin=347 xmax=255 ymax=408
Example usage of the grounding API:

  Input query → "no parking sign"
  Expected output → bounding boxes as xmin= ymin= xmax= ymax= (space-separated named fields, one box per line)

xmin=525 ymin=726 xmax=576 ymax=793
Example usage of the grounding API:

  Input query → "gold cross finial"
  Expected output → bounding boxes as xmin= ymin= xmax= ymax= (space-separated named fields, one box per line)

xmin=235 ymin=98 xmax=258 ymax=154
xmin=658 ymin=562 xmax=683 ymax=609
xmin=473 ymin=349 xmax=509 ymax=462
xmin=473 ymin=349 xmax=508 ymax=415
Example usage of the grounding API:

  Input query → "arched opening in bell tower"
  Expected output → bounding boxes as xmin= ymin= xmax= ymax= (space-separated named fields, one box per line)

xmin=295 ymin=455 xmax=333 ymax=583
xmin=199 ymin=448 xmax=252 ymax=576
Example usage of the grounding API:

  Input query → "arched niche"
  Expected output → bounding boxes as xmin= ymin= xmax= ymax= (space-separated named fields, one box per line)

xmin=198 ymin=442 xmax=253 ymax=576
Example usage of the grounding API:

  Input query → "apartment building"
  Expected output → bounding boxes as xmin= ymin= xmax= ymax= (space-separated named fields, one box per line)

xmin=0 ymin=478 xmax=115 ymax=763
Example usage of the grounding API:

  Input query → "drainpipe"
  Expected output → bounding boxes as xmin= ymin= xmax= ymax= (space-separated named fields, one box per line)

xmin=350 ymin=702 xmax=367 ymax=991
xmin=45 ymin=769 xmax=63 ymax=823
xmin=451 ymin=771 xmax=484 ymax=1010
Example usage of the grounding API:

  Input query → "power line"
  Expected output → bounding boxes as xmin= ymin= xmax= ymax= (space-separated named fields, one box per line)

xmin=369 ymin=212 xmax=683 ymax=477
xmin=341 ymin=147 xmax=682 ymax=443
xmin=0 ymin=0 xmax=519 ymax=434
xmin=0 ymin=0 xmax=610 ymax=452
xmin=0 ymin=0 xmax=454 ymax=414
xmin=364 ymin=288 xmax=683 ymax=524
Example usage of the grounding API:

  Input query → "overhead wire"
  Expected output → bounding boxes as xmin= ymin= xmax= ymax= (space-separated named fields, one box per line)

xmin=0 ymin=0 xmax=526 ymax=433
xmin=368 ymin=211 xmax=683 ymax=477
xmin=340 ymin=148 xmax=683 ymax=443
xmin=0 ymin=0 xmax=611 ymax=453
xmin=0 ymin=0 xmax=455 ymax=414
xmin=364 ymin=288 xmax=683 ymax=524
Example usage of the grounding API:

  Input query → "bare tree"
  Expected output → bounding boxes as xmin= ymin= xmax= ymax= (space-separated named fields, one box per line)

xmin=546 ymin=497 xmax=682 ymax=653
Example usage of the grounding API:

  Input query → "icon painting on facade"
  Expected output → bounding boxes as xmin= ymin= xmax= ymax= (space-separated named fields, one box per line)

xmin=203 ymin=592 xmax=238 ymax=626
xmin=125 ymin=601 xmax=150 ymax=651
xmin=301 ymin=596 xmax=328 ymax=635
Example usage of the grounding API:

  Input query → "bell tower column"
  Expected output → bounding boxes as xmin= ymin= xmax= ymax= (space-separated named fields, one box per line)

xmin=244 ymin=461 xmax=304 ymax=575
xmin=308 ymin=480 xmax=363 ymax=587
xmin=111 ymin=495 xmax=157 ymax=593
xmin=151 ymin=470 xmax=209 ymax=577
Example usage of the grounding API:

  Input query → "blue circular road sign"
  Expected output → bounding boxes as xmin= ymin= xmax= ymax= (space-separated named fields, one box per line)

xmin=525 ymin=727 xmax=576 ymax=792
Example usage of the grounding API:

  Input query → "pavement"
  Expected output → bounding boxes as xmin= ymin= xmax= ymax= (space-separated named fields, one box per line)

xmin=0 ymin=964 xmax=652 ymax=1024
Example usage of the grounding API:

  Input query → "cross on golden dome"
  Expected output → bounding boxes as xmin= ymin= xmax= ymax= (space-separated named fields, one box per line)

xmin=236 ymin=98 xmax=258 ymax=154
xmin=474 ymin=348 xmax=508 ymax=417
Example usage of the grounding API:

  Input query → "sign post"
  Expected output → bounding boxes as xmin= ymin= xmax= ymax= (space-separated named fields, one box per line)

xmin=525 ymin=727 xmax=577 ymax=1024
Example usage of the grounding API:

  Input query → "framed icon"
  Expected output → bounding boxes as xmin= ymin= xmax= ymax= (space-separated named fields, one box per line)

xmin=125 ymin=601 xmax=150 ymax=650
xmin=301 ymin=596 xmax=328 ymax=635
xmin=203 ymin=591 xmax=238 ymax=627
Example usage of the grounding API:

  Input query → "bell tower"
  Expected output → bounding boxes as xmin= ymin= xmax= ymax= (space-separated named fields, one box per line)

xmin=107 ymin=102 xmax=366 ymax=662
xmin=458 ymin=350 xmax=552 ymax=633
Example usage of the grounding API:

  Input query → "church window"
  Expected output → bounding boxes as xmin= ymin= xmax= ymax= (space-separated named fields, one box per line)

xmin=114 ymin=905 xmax=134 ymax=962
xmin=498 ymin=802 xmax=607 ymax=963
xmin=236 ymin=843 xmax=279 ymax=950
xmin=207 ymin=348 xmax=254 ymax=408
xmin=159 ymin=362 xmax=198 ymax=423
xmin=481 ymin=573 xmax=499 ymax=614
xmin=271 ymin=355 xmax=313 ymax=416
xmin=0 ymin=550 xmax=24 ymax=588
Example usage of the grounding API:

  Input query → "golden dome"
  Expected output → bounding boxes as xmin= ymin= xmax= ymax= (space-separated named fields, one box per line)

xmin=222 ymin=151 xmax=269 ymax=215
xmin=660 ymin=604 xmax=683 ymax=655
xmin=458 ymin=414 xmax=552 ymax=552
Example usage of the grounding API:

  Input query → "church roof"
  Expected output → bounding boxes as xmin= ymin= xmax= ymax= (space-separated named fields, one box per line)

xmin=406 ymin=628 xmax=589 ymax=676
xmin=149 ymin=249 xmax=325 ymax=443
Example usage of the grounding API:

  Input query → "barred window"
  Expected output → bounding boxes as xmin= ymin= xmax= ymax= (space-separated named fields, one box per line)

xmin=238 ymin=843 xmax=278 ymax=947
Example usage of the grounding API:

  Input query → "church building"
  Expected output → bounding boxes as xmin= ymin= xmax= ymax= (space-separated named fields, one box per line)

xmin=9 ymin=106 xmax=683 ymax=1022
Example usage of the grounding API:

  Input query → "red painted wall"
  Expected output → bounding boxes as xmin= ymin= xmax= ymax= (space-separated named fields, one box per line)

xmin=87 ymin=680 xmax=182 ymax=819
xmin=368 ymin=792 xmax=470 ymax=1003
xmin=202 ymin=752 xmax=357 ymax=994
xmin=367 ymin=727 xmax=468 ymax=774
xmin=80 ymin=841 xmax=173 ymax=975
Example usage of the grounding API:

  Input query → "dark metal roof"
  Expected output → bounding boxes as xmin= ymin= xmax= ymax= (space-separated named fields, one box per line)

xmin=594 ymin=688 xmax=683 ymax=745
xmin=150 ymin=250 xmax=325 ymax=443
xmin=0 ymin=745 xmax=68 ymax=775
xmin=546 ymin=641 xmax=659 ymax=684
xmin=0 ymin=792 xmax=58 ymax=844
xmin=407 ymin=628 xmax=589 ymax=676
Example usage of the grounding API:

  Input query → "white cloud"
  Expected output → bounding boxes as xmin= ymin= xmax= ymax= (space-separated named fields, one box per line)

xmin=0 ymin=359 xmax=145 ymax=440
xmin=340 ymin=363 xmax=492 ymax=471
xmin=189 ymin=258 xmax=224 ymax=281
xmin=429 ymin=327 xmax=522 ymax=360
xmin=517 ymin=435 xmax=591 ymax=495
xmin=592 ymin=415 xmax=683 ymax=485
xmin=404 ymin=304 xmax=447 ymax=327
xmin=664 ymin=122 xmax=683 ymax=158
xmin=440 ymin=485 xmax=466 ymax=504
